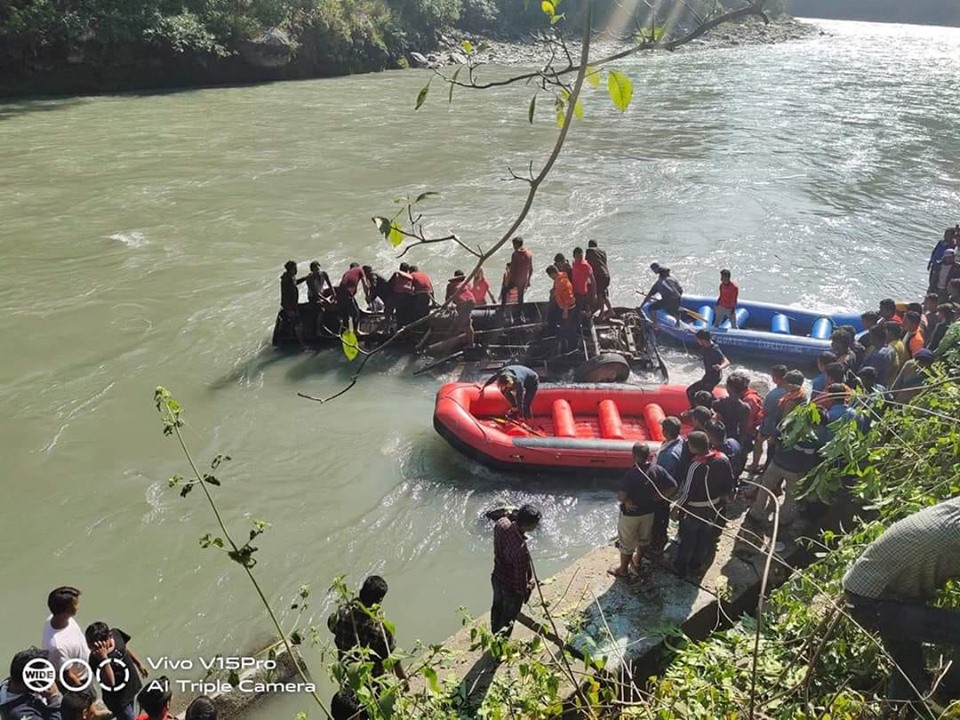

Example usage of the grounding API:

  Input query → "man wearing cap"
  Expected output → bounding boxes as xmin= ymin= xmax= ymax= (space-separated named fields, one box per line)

xmin=639 ymin=263 xmax=684 ymax=327
xmin=929 ymin=248 xmax=960 ymax=303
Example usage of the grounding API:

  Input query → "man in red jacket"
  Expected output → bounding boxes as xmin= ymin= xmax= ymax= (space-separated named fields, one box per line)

xmin=714 ymin=269 xmax=739 ymax=328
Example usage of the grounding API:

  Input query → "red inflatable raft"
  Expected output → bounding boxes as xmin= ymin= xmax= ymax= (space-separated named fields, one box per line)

xmin=433 ymin=382 xmax=715 ymax=474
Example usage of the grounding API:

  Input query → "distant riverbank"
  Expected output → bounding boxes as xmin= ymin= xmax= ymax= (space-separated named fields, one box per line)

xmin=415 ymin=18 xmax=820 ymax=69
xmin=0 ymin=16 xmax=818 ymax=99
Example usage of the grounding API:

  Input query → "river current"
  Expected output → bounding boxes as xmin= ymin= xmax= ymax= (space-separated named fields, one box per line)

xmin=1 ymin=18 xmax=958 ymax=717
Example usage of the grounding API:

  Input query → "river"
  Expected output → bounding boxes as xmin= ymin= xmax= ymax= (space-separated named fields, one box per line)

xmin=1 ymin=17 xmax=957 ymax=718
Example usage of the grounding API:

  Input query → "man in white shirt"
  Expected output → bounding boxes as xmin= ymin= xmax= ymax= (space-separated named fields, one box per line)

xmin=41 ymin=586 xmax=90 ymax=689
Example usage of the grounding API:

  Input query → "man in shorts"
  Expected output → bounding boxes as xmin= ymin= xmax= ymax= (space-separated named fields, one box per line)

xmin=609 ymin=443 xmax=676 ymax=579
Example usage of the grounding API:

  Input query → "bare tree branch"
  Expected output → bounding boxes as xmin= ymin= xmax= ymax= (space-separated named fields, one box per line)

xmin=301 ymin=2 xmax=596 ymax=406
xmin=434 ymin=0 xmax=769 ymax=91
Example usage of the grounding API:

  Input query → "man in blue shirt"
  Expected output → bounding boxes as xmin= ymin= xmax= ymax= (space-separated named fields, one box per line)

xmin=685 ymin=330 xmax=729 ymax=407
xmin=811 ymin=351 xmax=837 ymax=401
xmin=652 ymin=417 xmax=684 ymax=556
xmin=480 ymin=365 xmax=540 ymax=420
xmin=639 ymin=263 xmax=684 ymax=327
xmin=749 ymin=365 xmax=787 ymax=474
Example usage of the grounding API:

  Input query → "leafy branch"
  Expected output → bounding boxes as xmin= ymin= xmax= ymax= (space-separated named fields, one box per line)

xmin=435 ymin=0 xmax=771 ymax=93
xmin=153 ymin=387 xmax=333 ymax=720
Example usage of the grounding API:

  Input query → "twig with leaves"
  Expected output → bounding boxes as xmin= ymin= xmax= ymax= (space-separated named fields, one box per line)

xmin=153 ymin=387 xmax=333 ymax=720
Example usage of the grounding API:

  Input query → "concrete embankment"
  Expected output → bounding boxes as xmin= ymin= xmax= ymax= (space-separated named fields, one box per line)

xmin=410 ymin=498 xmax=820 ymax=711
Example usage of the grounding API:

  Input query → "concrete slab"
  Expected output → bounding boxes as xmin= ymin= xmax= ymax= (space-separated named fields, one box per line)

xmin=408 ymin=494 xmax=813 ymax=710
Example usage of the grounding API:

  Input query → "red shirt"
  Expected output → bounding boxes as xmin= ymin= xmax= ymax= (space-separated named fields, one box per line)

xmin=411 ymin=271 xmax=433 ymax=294
xmin=508 ymin=248 xmax=533 ymax=287
xmin=471 ymin=277 xmax=490 ymax=304
xmin=718 ymin=281 xmax=739 ymax=309
xmin=339 ymin=266 xmax=365 ymax=297
xmin=740 ymin=388 xmax=763 ymax=437
xmin=391 ymin=271 xmax=415 ymax=295
xmin=571 ymin=259 xmax=594 ymax=297
xmin=445 ymin=278 xmax=473 ymax=304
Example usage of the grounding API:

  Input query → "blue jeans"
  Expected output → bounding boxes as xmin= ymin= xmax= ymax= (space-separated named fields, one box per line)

xmin=846 ymin=592 xmax=960 ymax=709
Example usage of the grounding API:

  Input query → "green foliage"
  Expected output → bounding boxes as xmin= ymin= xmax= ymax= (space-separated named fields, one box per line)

xmin=646 ymin=372 xmax=960 ymax=718
xmin=606 ymin=70 xmax=632 ymax=112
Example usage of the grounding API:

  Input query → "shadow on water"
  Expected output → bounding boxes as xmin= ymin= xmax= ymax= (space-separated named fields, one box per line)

xmin=0 ymin=96 xmax=88 ymax=122
xmin=206 ymin=343 xmax=289 ymax=391
xmin=411 ymin=433 xmax=622 ymax=496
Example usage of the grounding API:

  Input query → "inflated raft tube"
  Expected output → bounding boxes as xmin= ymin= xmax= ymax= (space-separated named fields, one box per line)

xmin=647 ymin=295 xmax=863 ymax=367
xmin=433 ymin=382 xmax=722 ymax=475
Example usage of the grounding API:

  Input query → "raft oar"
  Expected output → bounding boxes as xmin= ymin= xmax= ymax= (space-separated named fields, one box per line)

xmin=679 ymin=307 xmax=711 ymax=324
xmin=341 ymin=317 xmax=359 ymax=361
xmin=492 ymin=416 xmax=545 ymax=436
xmin=413 ymin=350 xmax=465 ymax=375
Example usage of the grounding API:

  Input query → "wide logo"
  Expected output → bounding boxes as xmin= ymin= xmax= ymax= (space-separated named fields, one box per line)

xmin=21 ymin=656 xmax=130 ymax=693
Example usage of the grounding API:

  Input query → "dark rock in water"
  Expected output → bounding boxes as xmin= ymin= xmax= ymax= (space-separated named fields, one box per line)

xmin=409 ymin=51 xmax=431 ymax=68
xmin=239 ymin=28 xmax=296 ymax=69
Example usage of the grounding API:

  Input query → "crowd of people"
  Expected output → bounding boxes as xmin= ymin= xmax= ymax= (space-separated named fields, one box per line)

xmin=277 ymin=237 xmax=614 ymax=350
xmin=1 ymin=587 xmax=217 ymax=720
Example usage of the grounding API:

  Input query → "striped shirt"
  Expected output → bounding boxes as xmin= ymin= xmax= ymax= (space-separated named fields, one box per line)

xmin=675 ymin=451 xmax=734 ymax=507
xmin=843 ymin=497 xmax=960 ymax=601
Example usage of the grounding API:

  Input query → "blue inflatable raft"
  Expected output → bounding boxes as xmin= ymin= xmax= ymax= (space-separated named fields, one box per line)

xmin=646 ymin=294 xmax=864 ymax=367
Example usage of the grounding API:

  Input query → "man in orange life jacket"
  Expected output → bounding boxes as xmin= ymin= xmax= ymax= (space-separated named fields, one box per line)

xmin=409 ymin=265 xmax=434 ymax=322
xmin=445 ymin=270 xmax=477 ymax=343
xmin=502 ymin=237 xmax=533 ymax=322
xmin=546 ymin=265 xmax=577 ymax=353
xmin=571 ymin=247 xmax=595 ymax=327
xmin=388 ymin=263 xmax=416 ymax=327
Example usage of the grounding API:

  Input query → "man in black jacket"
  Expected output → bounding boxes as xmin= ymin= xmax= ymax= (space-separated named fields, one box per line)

xmin=673 ymin=431 xmax=735 ymax=577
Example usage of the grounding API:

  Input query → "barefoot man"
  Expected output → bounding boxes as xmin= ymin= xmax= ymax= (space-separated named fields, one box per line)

xmin=609 ymin=443 xmax=677 ymax=580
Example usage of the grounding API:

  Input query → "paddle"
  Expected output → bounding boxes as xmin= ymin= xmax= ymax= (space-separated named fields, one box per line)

xmin=492 ymin=416 xmax=545 ymax=436
xmin=680 ymin=307 xmax=711 ymax=324
xmin=341 ymin=316 xmax=359 ymax=361
xmin=636 ymin=291 xmax=709 ymax=324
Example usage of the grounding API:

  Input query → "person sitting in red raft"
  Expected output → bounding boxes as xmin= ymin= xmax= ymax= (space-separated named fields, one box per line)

xmin=480 ymin=365 xmax=539 ymax=420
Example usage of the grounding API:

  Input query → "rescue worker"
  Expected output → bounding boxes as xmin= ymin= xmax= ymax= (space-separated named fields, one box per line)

xmin=409 ymin=265 xmax=434 ymax=322
xmin=639 ymin=263 xmax=684 ymax=327
xmin=502 ymin=237 xmax=533 ymax=322
xmin=480 ymin=365 xmax=540 ymax=420
xmin=714 ymin=269 xmax=739 ymax=328
xmin=388 ymin=263 xmax=416 ymax=327
xmin=546 ymin=265 xmax=577 ymax=353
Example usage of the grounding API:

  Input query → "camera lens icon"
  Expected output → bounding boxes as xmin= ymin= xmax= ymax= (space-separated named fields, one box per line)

xmin=22 ymin=658 xmax=56 ymax=693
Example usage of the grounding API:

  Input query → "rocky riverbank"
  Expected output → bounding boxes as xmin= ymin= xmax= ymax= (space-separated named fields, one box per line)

xmin=410 ymin=18 xmax=821 ymax=69
xmin=0 ymin=14 xmax=819 ymax=98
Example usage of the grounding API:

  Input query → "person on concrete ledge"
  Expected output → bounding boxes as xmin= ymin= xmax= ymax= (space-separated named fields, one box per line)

xmin=609 ymin=443 xmax=676 ymax=580
xmin=491 ymin=504 xmax=541 ymax=637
